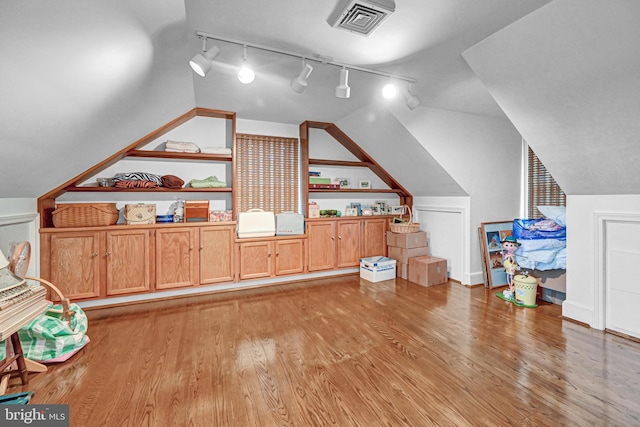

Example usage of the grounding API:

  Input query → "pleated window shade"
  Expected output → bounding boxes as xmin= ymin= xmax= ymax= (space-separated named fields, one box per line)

xmin=528 ymin=146 xmax=565 ymax=218
xmin=236 ymin=133 xmax=299 ymax=214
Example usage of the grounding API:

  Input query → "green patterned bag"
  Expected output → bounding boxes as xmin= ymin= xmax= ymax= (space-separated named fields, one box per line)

xmin=0 ymin=302 xmax=89 ymax=362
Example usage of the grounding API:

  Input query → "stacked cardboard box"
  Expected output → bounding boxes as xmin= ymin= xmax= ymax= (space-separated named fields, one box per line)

xmin=387 ymin=231 xmax=428 ymax=279
xmin=408 ymin=256 xmax=448 ymax=287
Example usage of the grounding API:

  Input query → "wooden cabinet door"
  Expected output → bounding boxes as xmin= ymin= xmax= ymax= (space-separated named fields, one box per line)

xmin=274 ymin=239 xmax=305 ymax=276
xmin=361 ymin=218 xmax=388 ymax=258
xmin=105 ymin=229 xmax=151 ymax=296
xmin=199 ymin=226 xmax=235 ymax=284
xmin=336 ymin=220 xmax=360 ymax=268
xmin=238 ymin=241 xmax=272 ymax=280
xmin=49 ymin=231 xmax=102 ymax=300
xmin=307 ymin=221 xmax=336 ymax=271
xmin=155 ymin=228 xmax=197 ymax=290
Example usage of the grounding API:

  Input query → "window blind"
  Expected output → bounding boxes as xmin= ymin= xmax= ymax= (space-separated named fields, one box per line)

xmin=528 ymin=146 xmax=565 ymax=218
xmin=236 ymin=133 xmax=299 ymax=214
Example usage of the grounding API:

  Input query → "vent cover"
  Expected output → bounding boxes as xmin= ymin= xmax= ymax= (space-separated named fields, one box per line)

xmin=327 ymin=0 xmax=396 ymax=36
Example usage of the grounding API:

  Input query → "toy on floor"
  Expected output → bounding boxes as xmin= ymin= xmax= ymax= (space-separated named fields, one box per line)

xmin=501 ymin=236 xmax=520 ymax=296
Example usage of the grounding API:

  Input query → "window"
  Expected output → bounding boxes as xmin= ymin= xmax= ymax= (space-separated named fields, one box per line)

xmin=235 ymin=133 xmax=299 ymax=213
xmin=527 ymin=145 xmax=565 ymax=218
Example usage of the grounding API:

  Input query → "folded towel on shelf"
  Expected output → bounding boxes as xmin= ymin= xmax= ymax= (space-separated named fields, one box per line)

xmin=165 ymin=140 xmax=201 ymax=153
xmin=189 ymin=176 xmax=227 ymax=188
xmin=115 ymin=180 xmax=160 ymax=188
xmin=112 ymin=172 xmax=163 ymax=185
xmin=201 ymin=147 xmax=232 ymax=155
xmin=161 ymin=175 xmax=185 ymax=189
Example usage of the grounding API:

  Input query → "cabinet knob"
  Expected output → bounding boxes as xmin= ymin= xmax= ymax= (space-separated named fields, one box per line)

xmin=276 ymin=252 xmax=279 ymax=256
xmin=189 ymin=246 xmax=194 ymax=251
xmin=105 ymin=251 xmax=111 ymax=256
xmin=268 ymin=253 xmax=271 ymax=257
xmin=331 ymin=236 xmax=335 ymax=240
xmin=200 ymin=246 xmax=204 ymax=250
xmin=338 ymin=236 xmax=342 ymax=240
xmin=92 ymin=252 xmax=98 ymax=257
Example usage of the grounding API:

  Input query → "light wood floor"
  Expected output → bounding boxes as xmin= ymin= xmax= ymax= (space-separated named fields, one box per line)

xmin=7 ymin=275 xmax=640 ymax=426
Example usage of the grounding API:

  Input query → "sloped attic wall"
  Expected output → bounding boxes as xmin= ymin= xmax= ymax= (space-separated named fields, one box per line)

xmin=335 ymin=105 xmax=467 ymax=198
xmin=462 ymin=0 xmax=640 ymax=195
xmin=0 ymin=0 xmax=195 ymax=198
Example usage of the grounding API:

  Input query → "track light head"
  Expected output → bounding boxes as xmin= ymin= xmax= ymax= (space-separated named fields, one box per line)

xmin=237 ymin=45 xmax=255 ymax=84
xmin=335 ymin=67 xmax=351 ymax=99
xmin=189 ymin=39 xmax=220 ymax=77
xmin=405 ymin=93 xmax=421 ymax=110
xmin=290 ymin=61 xmax=313 ymax=93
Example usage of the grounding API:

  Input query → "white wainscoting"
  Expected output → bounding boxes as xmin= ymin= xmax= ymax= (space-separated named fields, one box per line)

xmin=0 ymin=212 xmax=39 ymax=277
xmin=593 ymin=212 xmax=640 ymax=338
xmin=413 ymin=205 xmax=468 ymax=284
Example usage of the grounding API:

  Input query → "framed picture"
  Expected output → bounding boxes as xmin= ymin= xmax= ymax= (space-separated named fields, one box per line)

xmin=390 ymin=205 xmax=405 ymax=215
xmin=359 ymin=180 xmax=371 ymax=189
xmin=345 ymin=207 xmax=358 ymax=217
xmin=371 ymin=204 xmax=381 ymax=215
xmin=336 ymin=178 xmax=351 ymax=189
xmin=362 ymin=207 xmax=373 ymax=216
xmin=479 ymin=221 xmax=514 ymax=289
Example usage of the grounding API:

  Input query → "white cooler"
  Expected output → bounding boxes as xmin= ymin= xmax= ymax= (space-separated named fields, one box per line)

xmin=237 ymin=209 xmax=276 ymax=238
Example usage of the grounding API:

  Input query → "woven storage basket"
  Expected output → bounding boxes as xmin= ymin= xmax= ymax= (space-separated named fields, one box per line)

xmin=389 ymin=205 xmax=420 ymax=233
xmin=52 ymin=203 xmax=119 ymax=228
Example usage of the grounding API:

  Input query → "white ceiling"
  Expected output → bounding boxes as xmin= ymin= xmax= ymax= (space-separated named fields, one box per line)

xmin=185 ymin=0 xmax=552 ymax=123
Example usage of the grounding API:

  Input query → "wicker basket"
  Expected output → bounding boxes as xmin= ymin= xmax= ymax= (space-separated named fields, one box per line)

xmin=52 ymin=203 xmax=119 ymax=228
xmin=389 ymin=205 xmax=420 ymax=233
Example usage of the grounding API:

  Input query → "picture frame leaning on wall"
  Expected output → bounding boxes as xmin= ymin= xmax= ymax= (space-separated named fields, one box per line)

xmin=480 ymin=221 xmax=514 ymax=289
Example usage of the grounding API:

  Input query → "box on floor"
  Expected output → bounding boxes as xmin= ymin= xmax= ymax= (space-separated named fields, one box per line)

xmin=360 ymin=256 xmax=396 ymax=283
xmin=408 ymin=256 xmax=448 ymax=287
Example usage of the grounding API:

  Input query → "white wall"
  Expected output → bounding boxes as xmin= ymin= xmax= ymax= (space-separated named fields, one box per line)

xmin=564 ymin=195 xmax=640 ymax=329
xmin=390 ymin=104 xmax=522 ymax=284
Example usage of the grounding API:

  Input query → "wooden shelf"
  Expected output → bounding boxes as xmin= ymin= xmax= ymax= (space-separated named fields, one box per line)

xmin=65 ymin=186 xmax=232 ymax=193
xmin=308 ymin=188 xmax=401 ymax=194
xmin=308 ymin=159 xmax=372 ymax=168
xmin=126 ymin=150 xmax=232 ymax=162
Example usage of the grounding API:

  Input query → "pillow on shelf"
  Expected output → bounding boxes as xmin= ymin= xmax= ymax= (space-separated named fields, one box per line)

xmin=537 ymin=205 xmax=566 ymax=227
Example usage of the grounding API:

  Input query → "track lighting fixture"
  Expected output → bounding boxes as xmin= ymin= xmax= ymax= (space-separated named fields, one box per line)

xmin=335 ymin=67 xmax=351 ymax=99
xmin=193 ymin=31 xmax=420 ymax=105
xmin=290 ymin=59 xmax=313 ymax=93
xmin=189 ymin=38 xmax=220 ymax=77
xmin=237 ymin=45 xmax=255 ymax=84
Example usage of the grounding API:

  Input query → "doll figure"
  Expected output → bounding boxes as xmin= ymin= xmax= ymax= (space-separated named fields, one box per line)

xmin=501 ymin=236 xmax=520 ymax=293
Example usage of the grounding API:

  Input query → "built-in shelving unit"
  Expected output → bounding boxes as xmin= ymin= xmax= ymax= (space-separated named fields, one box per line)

xmin=300 ymin=120 xmax=412 ymax=216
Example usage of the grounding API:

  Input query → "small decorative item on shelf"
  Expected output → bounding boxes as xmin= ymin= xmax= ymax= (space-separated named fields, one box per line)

xmin=390 ymin=205 xmax=405 ymax=215
xmin=308 ymin=202 xmax=320 ymax=218
xmin=319 ymin=209 xmax=338 ymax=217
xmin=124 ymin=203 xmax=157 ymax=225
xmin=345 ymin=207 xmax=358 ymax=217
xmin=362 ymin=207 xmax=373 ymax=216
xmin=359 ymin=180 xmax=371 ymax=189
xmin=349 ymin=202 xmax=362 ymax=215
xmin=173 ymin=199 xmax=184 ymax=223
xmin=336 ymin=178 xmax=351 ymax=189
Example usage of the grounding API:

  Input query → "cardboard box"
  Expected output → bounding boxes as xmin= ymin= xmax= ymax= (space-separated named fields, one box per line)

xmin=408 ymin=256 xmax=448 ymax=287
xmin=185 ymin=200 xmax=209 ymax=222
xmin=360 ymin=256 xmax=396 ymax=283
xmin=386 ymin=231 xmax=427 ymax=249
xmin=396 ymin=262 xmax=409 ymax=279
xmin=387 ymin=246 xmax=429 ymax=264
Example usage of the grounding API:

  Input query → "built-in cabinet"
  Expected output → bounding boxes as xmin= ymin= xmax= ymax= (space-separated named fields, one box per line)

xmin=238 ymin=237 xmax=305 ymax=280
xmin=307 ymin=218 xmax=388 ymax=272
xmin=38 ymin=108 xmax=411 ymax=304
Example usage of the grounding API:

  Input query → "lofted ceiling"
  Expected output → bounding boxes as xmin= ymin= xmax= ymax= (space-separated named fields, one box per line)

xmin=185 ymin=0 xmax=551 ymax=124
xmin=0 ymin=0 xmax=552 ymax=198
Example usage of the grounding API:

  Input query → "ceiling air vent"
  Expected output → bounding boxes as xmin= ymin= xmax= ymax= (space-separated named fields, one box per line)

xmin=327 ymin=0 xmax=396 ymax=36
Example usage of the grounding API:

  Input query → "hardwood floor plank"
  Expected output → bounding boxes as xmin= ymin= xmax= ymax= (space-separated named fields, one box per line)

xmin=8 ymin=275 xmax=640 ymax=426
